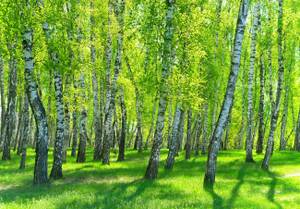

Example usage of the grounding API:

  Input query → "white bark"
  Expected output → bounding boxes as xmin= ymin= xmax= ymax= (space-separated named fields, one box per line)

xmin=294 ymin=109 xmax=300 ymax=151
xmin=165 ymin=104 xmax=181 ymax=169
xmin=145 ymin=0 xmax=175 ymax=179
xmin=23 ymin=28 xmax=49 ymax=184
xmin=262 ymin=0 xmax=285 ymax=170
xmin=204 ymin=0 xmax=249 ymax=186
xmin=246 ymin=3 xmax=260 ymax=162
xmin=102 ymin=0 xmax=125 ymax=164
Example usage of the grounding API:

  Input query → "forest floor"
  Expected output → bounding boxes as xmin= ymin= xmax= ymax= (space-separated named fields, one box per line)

xmin=0 ymin=149 xmax=300 ymax=209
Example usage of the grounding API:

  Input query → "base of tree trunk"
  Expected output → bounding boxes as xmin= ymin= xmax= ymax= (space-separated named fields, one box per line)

xmin=71 ymin=150 xmax=76 ymax=157
xmin=93 ymin=156 xmax=102 ymax=161
xmin=76 ymin=153 xmax=86 ymax=163
xmin=165 ymin=158 xmax=174 ymax=170
xmin=256 ymin=148 xmax=263 ymax=154
xmin=185 ymin=149 xmax=191 ymax=160
xmin=203 ymin=174 xmax=215 ymax=189
xmin=261 ymin=160 xmax=269 ymax=170
xmin=19 ymin=158 xmax=26 ymax=170
xmin=261 ymin=164 xmax=269 ymax=170
xmin=279 ymin=146 xmax=286 ymax=151
xmin=145 ymin=160 xmax=158 ymax=179
xmin=245 ymin=158 xmax=255 ymax=163
xmin=93 ymin=146 xmax=102 ymax=161
xmin=2 ymin=155 xmax=11 ymax=161
xmin=117 ymin=156 xmax=124 ymax=162
xmin=102 ymin=156 xmax=110 ymax=165
xmin=62 ymin=151 xmax=67 ymax=163
xmin=50 ymin=168 xmax=63 ymax=180
xmin=2 ymin=148 xmax=11 ymax=160
xmin=33 ymin=173 xmax=49 ymax=185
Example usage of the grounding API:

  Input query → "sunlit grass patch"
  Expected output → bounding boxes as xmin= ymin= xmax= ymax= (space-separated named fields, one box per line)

xmin=0 ymin=149 xmax=300 ymax=209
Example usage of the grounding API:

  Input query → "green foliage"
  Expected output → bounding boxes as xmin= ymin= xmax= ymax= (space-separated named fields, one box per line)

xmin=0 ymin=0 xmax=299 ymax=159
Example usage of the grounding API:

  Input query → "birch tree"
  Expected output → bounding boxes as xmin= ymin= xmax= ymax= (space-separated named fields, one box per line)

xmin=246 ymin=3 xmax=260 ymax=163
xmin=145 ymin=0 xmax=176 ymax=179
xmin=102 ymin=0 xmax=125 ymax=165
xmin=204 ymin=0 xmax=249 ymax=187
xmin=261 ymin=0 xmax=285 ymax=170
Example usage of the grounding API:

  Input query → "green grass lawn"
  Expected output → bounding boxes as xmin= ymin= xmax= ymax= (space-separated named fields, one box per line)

xmin=0 ymin=149 xmax=299 ymax=209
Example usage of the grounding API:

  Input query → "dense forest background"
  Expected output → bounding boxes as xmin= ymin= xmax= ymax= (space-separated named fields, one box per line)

xmin=0 ymin=0 xmax=299 ymax=191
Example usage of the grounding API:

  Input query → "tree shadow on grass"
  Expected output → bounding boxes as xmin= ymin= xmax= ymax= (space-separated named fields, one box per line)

xmin=203 ymin=162 xmax=250 ymax=209
xmin=1 ymin=150 xmax=300 ymax=209
xmin=52 ymin=178 xmax=185 ymax=209
xmin=204 ymin=186 xmax=224 ymax=209
xmin=267 ymin=170 xmax=283 ymax=209
xmin=225 ymin=163 xmax=247 ymax=209
xmin=0 ymin=165 xmax=186 ymax=209
xmin=125 ymin=179 xmax=154 ymax=201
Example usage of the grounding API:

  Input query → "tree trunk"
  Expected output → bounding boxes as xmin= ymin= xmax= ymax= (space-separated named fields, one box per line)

xmin=209 ymin=0 xmax=223 ymax=140
xmin=223 ymin=103 xmax=233 ymax=151
xmin=112 ymin=106 xmax=119 ymax=151
xmin=14 ymin=97 xmax=23 ymax=153
xmin=235 ymin=53 xmax=247 ymax=149
xmin=23 ymin=28 xmax=49 ymax=184
xmin=104 ymin=0 xmax=113 ymax=116
xmin=46 ymin=71 xmax=54 ymax=147
xmin=102 ymin=0 xmax=112 ymax=159
xmin=50 ymin=72 xmax=65 ymax=179
xmin=279 ymin=67 xmax=291 ymax=151
xmin=92 ymin=71 xmax=102 ymax=160
xmin=28 ymin=113 xmax=34 ymax=147
xmin=194 ymin=114 xmax=202 ymax=156
xmin=63 ymin=83 xmax=71 ymax=162
xmin=0 ymin=52 xmax=5 ymax=148
xmin=128 ymin=124 xmax=136 ymax=148
xmin=2 ymin=42 xmax=18 ymax=161
xmin=62 ymin=97 xmax=71 ymax=163
xmin=135 ymin=91 xmax=143 ymax=153
xmin=245 ymin=3 xmax=260 ymax=162
xmin=268 ymin=51 xmax=274 ymax=113
xmin=19 ymin=95 xmax=29 ymax=170
xmin=256 ymin=55 xmax=265 ymax=154
xmin=204 ymin=0 xmax=249 ymax=187
xmin=185 ymin=109 xmax=192 ymax=159
xmin=125 ymin=56 xmax=143 ymax=152
xmin=145 ymin=98 xmax=157 ymax=150
xmin=165 ymin=104 xmax=182 ymax=169
xmin=261 ymin=0 xmax=284 ymax=170
xmin=167 ymin=100 xmax=173 ymax=149
xmin=71 ymin=67 xmax=78 ymax=158
xmin=145 ymin=0 xmax=175 ymax=179
xmin=63 ymin=0 xmax=75 ymax=160
xmin=102 ymin=0 xmax=125 ymax=165
xmin=90 ymin=0 xmax=102 ymax=161
xmin=43 ymin=20 xmax=65 ymax=179
xmin=294 ymin=108 xmax=300 ymax=151
xmin=191 ymin=115 xmax=198 ymax=149
xmin=223 ymin=113 xmax=231 ymax=150
xmin=76 ymin=109 xmax=88 ymax=163
xmin=77 ymin=74 xmax=88 ymax=163
xmin=201 ymin=105 xmax=208 ymax=154
xmin=117 ymin=87 xmax=126 ymax=161
xmin=71 ymin=111 xmax=78 ymax=157
xmin=176 ymin=110 xmax=185 ymax=154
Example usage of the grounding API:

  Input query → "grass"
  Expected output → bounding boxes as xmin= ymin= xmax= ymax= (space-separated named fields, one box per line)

xmin=0 ymin=148 xmax=300 ymax=209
